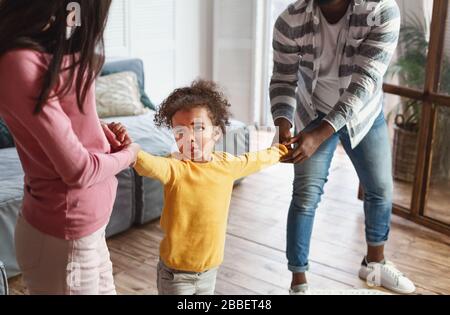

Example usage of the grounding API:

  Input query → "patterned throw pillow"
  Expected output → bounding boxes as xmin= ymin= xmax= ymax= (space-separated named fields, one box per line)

xmin=101 ymin=59 xmax=156 ymax=111
xmin=0 ymin=118 xmax=14 ymax=149
xmin=95 ymin=71 xmax=149 ymax=118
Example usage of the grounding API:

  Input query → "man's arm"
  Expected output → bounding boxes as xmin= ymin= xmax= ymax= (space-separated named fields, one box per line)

xmin=324 ymin=0 xmax=401 ymax=132
xmin=270 ymin=9 xmax=301 ymax=131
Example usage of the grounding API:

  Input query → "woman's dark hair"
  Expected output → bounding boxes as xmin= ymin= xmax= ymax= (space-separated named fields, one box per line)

xmin=155 ymin=80 xmax=231 ymax=134
xmin=0 ymin=0 xmax=112 ymax=114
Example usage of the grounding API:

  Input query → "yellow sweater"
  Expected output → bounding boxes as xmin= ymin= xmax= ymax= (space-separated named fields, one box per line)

xmin=134 ymin=144 xmax=288 ymax=272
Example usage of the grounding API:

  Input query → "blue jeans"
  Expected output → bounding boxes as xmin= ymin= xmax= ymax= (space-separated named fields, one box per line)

xmin=286 ymin=111 xmax=393 ymax=273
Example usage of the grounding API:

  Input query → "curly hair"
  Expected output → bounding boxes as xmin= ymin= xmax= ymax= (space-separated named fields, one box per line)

xmin=154 ymin=80 xmax=231 ymax=134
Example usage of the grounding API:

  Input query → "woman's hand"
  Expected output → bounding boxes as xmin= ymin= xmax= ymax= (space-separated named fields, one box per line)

xmin=284 ymin=121 xmax=335 ymax=164
xmin=101 ymin=122 xmax=133 ymax=152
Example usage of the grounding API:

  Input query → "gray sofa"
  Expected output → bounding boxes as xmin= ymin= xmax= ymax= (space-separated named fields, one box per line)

xmin=0 ymin=59 xmax=250 ymax=278
xmin=0 ymin=260 xmax=7 ymax=295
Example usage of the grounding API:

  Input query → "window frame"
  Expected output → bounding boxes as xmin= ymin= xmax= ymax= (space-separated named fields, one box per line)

xmin=378 ymin=0 xmax=450 ymax=236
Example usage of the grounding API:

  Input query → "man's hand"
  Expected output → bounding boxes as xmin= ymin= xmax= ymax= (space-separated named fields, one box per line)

xmin=284 ymin=121 xmax=335 ymax=164
xmin=101 ymin=122 xmax=133 ymax=152
xmin=272 ymin=118 xmax=295 ymax=163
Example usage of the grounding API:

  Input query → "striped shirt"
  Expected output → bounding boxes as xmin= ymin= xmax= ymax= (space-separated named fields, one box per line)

xmin=270 ymin=0 xmax=400 ymax=148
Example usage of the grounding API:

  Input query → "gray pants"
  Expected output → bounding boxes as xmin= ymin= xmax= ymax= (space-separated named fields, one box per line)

xmin=157 ymin=261 xmax=218 ymax=295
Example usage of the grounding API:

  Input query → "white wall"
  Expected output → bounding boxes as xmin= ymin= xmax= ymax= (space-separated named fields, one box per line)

xmin=104 ymin=0 xmax=214 ymax=106
xmin=104 ymin=0 xmax=261 ymax=124
xmin=212 ymin=0 xmax=257 ymax=124
xmin=176 ymin=0 xmax=213 ymax=85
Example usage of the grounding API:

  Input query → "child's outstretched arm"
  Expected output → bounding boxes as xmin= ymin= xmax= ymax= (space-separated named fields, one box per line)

xmin=134 ymin=151 xmax=179 ymax=185
xmin=232 ymin=144 xmax=289 ymax=180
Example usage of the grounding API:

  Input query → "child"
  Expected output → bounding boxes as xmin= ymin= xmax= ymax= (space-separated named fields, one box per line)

xmin=133 ymin=80 xmax=288 ymax=295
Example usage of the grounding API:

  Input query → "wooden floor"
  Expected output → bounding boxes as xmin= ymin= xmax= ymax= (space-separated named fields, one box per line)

xmin=394 ymin=173 xmax=450 ymax=225
xmin=9 ymin=132 xmax=450 ymax=295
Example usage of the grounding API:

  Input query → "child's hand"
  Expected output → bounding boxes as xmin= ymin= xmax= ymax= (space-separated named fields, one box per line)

xmin=101 ymin=122 xmax=133 ymax=152
xmin=126 ymin=143 xmax=141 ymax=166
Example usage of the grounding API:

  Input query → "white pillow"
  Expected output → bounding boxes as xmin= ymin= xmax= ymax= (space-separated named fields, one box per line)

xmin=95 ymin=71 xmax=149 ymax=118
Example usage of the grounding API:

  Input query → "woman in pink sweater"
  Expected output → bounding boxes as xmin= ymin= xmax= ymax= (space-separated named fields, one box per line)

xmin=0 ymin=1 xmax=140 ymax=294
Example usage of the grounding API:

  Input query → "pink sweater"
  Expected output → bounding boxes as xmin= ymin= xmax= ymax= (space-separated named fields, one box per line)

xmin=0 ymin=49 xmax=134 ymax=240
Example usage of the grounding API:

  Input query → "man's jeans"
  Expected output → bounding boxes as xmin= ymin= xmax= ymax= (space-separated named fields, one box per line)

xmin=287 ymin=110 xmax=393 ymax=273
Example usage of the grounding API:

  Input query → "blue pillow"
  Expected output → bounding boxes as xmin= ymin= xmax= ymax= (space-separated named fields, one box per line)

xmin=101 ymin=59 xmax=156 ymax=111
xmin=0 ymin=118 xmax=14 ymax=149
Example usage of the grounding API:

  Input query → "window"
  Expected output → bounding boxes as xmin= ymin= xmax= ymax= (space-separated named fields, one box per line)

xmin=383 ymin=0 xmax=450 ymax=235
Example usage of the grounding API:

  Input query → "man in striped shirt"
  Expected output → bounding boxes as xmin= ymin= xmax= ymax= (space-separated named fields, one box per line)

xmin=271 ymin=0 xmax=416 ymax=294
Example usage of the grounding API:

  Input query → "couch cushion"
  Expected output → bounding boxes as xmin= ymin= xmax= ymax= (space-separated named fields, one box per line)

xmin=106 ymin=168 xmax=136 ymax=238
xmin=0 ymin=261 xmax=8 ymax=295
xmin=101 ymin=59 xmax=155 ymax=111
xmin=0 ymin=118 xmax=14 ymax=149
xmin=104 ymin=111 xmax=175 ymax=155
xmin=0 ymin=148 xmax=24 ymax=277
xmin=0 ymin=148 xmax=24 ymax=193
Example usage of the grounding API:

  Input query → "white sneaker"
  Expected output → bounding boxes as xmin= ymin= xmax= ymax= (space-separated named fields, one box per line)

xmin=289 ymin=284 xmax=309 ymax=295
xmin=359 ymin=257 xmax=416 ymax=294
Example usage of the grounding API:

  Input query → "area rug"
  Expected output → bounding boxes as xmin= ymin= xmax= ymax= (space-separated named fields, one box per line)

xmin=301 ymin=289 xmax=391 ymax=295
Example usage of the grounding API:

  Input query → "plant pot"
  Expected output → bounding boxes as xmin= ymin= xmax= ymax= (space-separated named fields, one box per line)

xmin=393 ymin=126 xmax=419 ymax=183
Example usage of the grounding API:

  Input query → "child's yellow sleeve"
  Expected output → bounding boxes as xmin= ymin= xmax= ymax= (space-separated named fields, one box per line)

xmin=134 ymin=151 xmax=178 ymax=185
xmin=232 ymin=144 xmax=289 ymax=180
